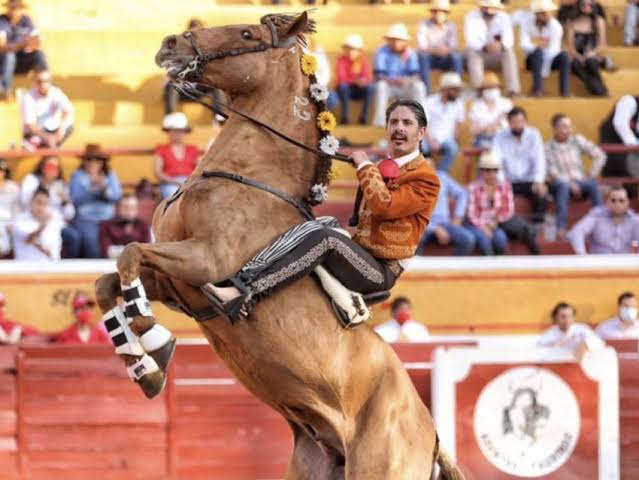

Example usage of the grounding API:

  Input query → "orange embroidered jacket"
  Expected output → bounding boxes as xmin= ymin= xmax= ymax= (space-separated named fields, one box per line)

xmin=352 ymin=156 xmax=440 ymax=260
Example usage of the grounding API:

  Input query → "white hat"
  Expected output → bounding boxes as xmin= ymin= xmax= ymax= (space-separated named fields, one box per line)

xmin=478 ymin=0 xmax=505 ymax=9
xmin=430 ymin=0 xmax=451 ymax=11
xmin=384 ymin=23 xmax=410 ymax=41
xmin=162 ymin=112 xmax=191 ymax=132
xmin=530 ymin=0 xmax=558 ymax=12
xmin=478 ymin=151 xmax=502 ymax=169
xmin=343 ymin=34 xmax=364 ymax=50
xmin=440 ymin=72 xmax=463 ymax=90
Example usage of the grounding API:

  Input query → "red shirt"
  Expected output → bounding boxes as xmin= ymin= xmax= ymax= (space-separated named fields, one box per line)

xmin=336 ymin=54 xmax=373 ymax=86
xmin=155 ymin=144 xmax=199 ymax=178
xmin=0 ymin=319 xmax=39 ymax=337
xmin=54 ymin=323 xmax=111 ymax=345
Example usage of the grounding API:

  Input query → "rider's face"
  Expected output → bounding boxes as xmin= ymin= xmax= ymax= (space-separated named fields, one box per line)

xmin=386 ymin=106 xmax=426 ymax=158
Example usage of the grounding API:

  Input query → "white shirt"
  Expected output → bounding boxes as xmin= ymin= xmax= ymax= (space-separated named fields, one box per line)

xmin=491 ymin=126 xmax=546 ymax=183
xmin=0 ymin=180 xmax=20 ymax=223
xmin=464 ymin=9 xmax=514 ymax=50
xmin=20 ymin=174 xmax=75 ymax=222
xmin=519 ymin=16 xmax=563 ymax=77
xmin=11 ymin=212 xmax=63 ymax=261
xmin=595 ymin=316 xmax=639 ymax=340
xmin=612 ymin=95 xmax=639 ymax=146
xmin=536 ymin=323 xmax=605 ymax=351
xmin=20 ymin=86 xmax=74 ymax=133
xmin=469 ymin=97 xmax=513 ymax=137
xmin=375 ymin=318 xmax=430 ymax=343
xmin=424 ymin=94 xmax=465 ymax=143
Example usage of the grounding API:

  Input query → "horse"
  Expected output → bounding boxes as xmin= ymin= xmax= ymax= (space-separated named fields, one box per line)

xmin=94 ymin=12 xmax=463 ymax=480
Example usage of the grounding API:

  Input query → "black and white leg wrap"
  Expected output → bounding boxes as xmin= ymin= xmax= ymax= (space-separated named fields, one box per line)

xmin=102 ymin=305 xmax=144 ymax=356
xmin=126 ymin=354 xmax=160 ymax=382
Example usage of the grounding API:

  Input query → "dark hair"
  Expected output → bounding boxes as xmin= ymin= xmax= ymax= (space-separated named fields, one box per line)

xmin=507 ymin=106 xmax=527 ymax=120
xmin=32 ymin=186 xmax=50 ymax=199
xmin=33 ymin=155 xmax=63 ymax=180
xmin=385 ymin=99 xmax=428 ymax=129
xmin=391 ymin=296 xmax=411 ymax=314
xmin=551 ymin=302 xmax=575 ymax=321
xmin=618 ymin=291 xmax=635 ymax=306
xmin=607 ymin=184 xmax=628 ymax=197
xmin=551 ymin=113 xmax=568 ymax=127
xmin=0 ymin=158 xmax=11 ymax=180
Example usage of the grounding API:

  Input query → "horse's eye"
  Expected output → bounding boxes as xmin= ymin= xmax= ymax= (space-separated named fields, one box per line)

xmin=241 ymin=30 xmax=252 ymax=40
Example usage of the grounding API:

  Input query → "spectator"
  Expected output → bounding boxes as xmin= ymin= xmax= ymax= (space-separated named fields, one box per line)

xmin=69 ymin=144 xmax=122 ymax=258
xmin=520 ymin=0 xmax=570 ymax=97
xmin=0 ymin=0 xmax=47 ymax=99
xmin=0 ymin=291 xmax=39 ymax=344
xmin=546 ymin=114 xmax=604 ymax=237
xmin=464 ymin=0 xmax=521 ymax=97
xmin=596 ymin=291 xmax=639 ymax=339
xmin=418 ymin=169 xmax=475 ymax=255
xmin=468 ymin=72 xmax=513 ymax=148
xmin=372 ymin=24 xmax=426 ymax=127
xmin=99 ymin=194 xmax=151 ymax=259
xmin=154 ymin=113 xmax=199 ymax=199
xmin=558 ymin=0 xmax=606 ymax=25
xmin=375 ymin=297 xmax=429 ymax=343
xmin=565 ymin=0 xmax=609 ymax=96
xmin=11 ymin=187 xmax=63 ymax=261
xmin=53 ymin=292 xmax=110 ymax=345
xmin=422 ymin=72 xmax=465 ymax=172
xmin=335 ymin=34 xmax=373 ymax=125
xmin=568 ymin=185 xmax=639 ymax=254
xmin=0 ymin=158 xmax=18 ymax=256
xmin=492 ymin=107 xmax=547 ymax=223
xmin=466 ymin=151 xmax=539 ymax=255
xmin=20 ymin=69 xmax=73 ymax=150
xmin=537 ymin=302 xmax=604 ymax=356
xmin=416 ymin=0 xmax=463 ymax=93
xmin=599 ymin=94 xmax=639 ymax=177
xmin=625 ymin=0 xmax=639 ymax=46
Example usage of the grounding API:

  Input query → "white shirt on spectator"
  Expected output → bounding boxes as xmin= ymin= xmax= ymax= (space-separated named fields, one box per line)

xmin=491 ymin=126 xmax=546 ymax=183
xmin=469 ymin=97 xmax=513 ymax=137
xmin=375 ymin=318 xmax=430 ymax=343
xmin=464 ymin=9 xmax=514 ymax=50
xmin=596 ymin=316 xmax=639 ymax=339
xmin=424 ymin=93 xmax=465 ymax=143
xmin=537 ymin=323 xmax=605 ymax=351
xmin=519 ymin=16 xmax=563 ymax=77
xmin=11 ymin=212 xmax=63 ymax=262
xmin=612 ymin=95 xmax=639 ymax=146
xmin=20 ymin=86 xmax=74 ymax=133
xmin=20 ymin=174 xmax=75 ymax=222
xmin=0 ymin=181 xmax=20 ymax=223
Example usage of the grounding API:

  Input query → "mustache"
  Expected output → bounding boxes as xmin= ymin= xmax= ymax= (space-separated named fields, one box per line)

xmin=391 ymin=133 xmax=407 ymax=140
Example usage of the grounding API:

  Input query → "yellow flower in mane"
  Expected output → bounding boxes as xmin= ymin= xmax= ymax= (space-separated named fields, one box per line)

xmin=317 ymin=111 xmax=336 ymax=132
xmin=300 ymin=53 xmax=318 ymax=76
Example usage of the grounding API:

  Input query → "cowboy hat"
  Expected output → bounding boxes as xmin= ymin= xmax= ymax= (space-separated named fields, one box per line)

xmin=479 ymin=71 xmax=501 ymax=89
xmin=3 ymin=0 xmax=28 ymax=8
xmin=80 ymin=143 xmax=109 ymax=161
xmin=478 ymin=151 xmax=502 ymax=169
xmin=478 ymin=0 xmax=505 ymax=9
xmin=440 ymin=72 xmax=463 ymax=90
xmin=384 ymin=24 xmax=410 ymax=41
xmin=343 ymin=34 xmax=364 ymax=50
xmin=429 ymin=0 xmax=451 ymax=12
xmin=531 ymin=0 xmax=558 ymax=12
xmin=162 ymin=112 xmax=192 ymax=132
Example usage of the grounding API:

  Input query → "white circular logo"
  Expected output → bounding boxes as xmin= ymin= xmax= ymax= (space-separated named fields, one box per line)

xmin=473 ymin=367 xmax=580 ymax=477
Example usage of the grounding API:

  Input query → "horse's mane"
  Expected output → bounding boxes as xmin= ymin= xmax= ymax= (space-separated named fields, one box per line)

xmin=260 ymin=12 xmax=317 ymax=48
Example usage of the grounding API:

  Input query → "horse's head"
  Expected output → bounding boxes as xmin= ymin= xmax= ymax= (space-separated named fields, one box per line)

xmin=155 ymin=12 xmax=315 ymax=95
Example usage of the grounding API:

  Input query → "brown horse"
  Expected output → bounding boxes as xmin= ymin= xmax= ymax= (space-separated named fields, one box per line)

xmin=94 ymin=12 xmax=463 ymax=480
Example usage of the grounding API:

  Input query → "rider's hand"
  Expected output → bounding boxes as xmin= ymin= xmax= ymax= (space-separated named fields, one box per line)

xmin=351 ymin=151 xmax=370 ymax=168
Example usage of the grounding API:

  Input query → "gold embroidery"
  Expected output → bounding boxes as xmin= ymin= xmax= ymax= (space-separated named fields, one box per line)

xmin=379 ymin=222 xmax=412 ymax=242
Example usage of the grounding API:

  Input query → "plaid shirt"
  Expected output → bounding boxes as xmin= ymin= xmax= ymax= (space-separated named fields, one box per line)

xmin=467 ymin=179 xmax=514 ymax=228
xmin=545 ymin=134 xmax=606 ymax=182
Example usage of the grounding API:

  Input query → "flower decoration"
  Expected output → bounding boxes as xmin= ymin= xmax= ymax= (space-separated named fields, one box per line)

xmin=310 ymin=83 xmax=329 ymax=102
xmin=319 ymin=135 xmax=339 ymax=155
xmin=310 ymin=183 xmax=329 ymax=203
xmin=317 ymin=111 xmax=336 ymax=132
xmin=300 ymin=54 xmax=318 ymax=76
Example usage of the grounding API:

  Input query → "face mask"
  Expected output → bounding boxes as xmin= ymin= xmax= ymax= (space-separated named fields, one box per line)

xmin=76 ymin=309 xmax=93 ymax=325
xmin=620 ymin=306 xmax=638 ymax=323
xmin=482 ymin=88 xmax=501 ymax=101
xmin=511 ymin=128 xmax=524 ymax=137
xmin=395 ymin=310 xmax=412 ymax=324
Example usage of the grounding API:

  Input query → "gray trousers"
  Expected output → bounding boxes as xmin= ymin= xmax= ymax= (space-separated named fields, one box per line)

xmin=466 ymin=47 xmax=521 ymax=94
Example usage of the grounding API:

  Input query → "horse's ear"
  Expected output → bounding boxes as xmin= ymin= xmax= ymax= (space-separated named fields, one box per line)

xmin=279 ymin=11 xmax=308 ymax=40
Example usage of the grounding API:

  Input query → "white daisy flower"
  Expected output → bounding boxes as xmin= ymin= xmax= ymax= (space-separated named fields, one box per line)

xmin=319 ymin=135 xmax=339 ymax=155
xmin=310 ymin=183 xmax=329 ymax=203
xmin=310 ymin=83 xmax=329 ymax=102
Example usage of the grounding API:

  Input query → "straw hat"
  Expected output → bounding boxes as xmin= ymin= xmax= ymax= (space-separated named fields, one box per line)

xmin=162 ymin=112 xmax=192 ymax=132
xmin=531 ymin=0 xmax=558 ymax=12
xmin=3 ymin=0 xmax=28 ymax=8
xmin=384 ymin=23 xmax=410 ymax=41
xmin=440 ymin=72 xmax=463 ymax=90
xmin=343 ymin=34 xmax=364 ymax=50
xmin=478 ymin=0 xmax=505 ymax=9
xmin=479 ymin=72 xmax=502 ymax=89
xmin=478 ymin=151 xmax=502 ymax=169
xmin=80 ymin=143 xmax=109 ymax=161
xmin=429 ymin=0 xmax=451 ymax=12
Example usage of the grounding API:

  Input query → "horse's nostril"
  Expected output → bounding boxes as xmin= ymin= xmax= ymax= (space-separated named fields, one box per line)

xmin=165 ymin=35 xmax=177 ymax=50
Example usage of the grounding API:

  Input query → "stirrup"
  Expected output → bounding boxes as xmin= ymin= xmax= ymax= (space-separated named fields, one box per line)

xmin=201 ymin=277 xmax=250 ymax=324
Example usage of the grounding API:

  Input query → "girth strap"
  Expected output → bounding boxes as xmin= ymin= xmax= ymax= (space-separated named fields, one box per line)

xmin=202 ymin=170 xmax=315 ymax=221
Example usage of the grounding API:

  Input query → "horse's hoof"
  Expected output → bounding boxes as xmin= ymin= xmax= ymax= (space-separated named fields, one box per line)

xmin=148 ymin=337 xmax=177 ymax=373
xmin=137 ymin=370 xmax=167 ymax=399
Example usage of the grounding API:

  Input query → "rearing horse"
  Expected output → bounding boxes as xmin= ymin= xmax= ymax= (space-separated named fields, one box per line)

xmin=94 ymin=12 xmax=462 ymax=479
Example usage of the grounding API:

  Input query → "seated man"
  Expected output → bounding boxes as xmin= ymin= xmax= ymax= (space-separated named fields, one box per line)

xmin=0 ymin=0 xmax=47 ymax=98
xmin=202 ymin=99 xmax=440 ymax=323
xmin=625 ymin=0 xmax=639 ymax=46
xmin=537 ymin=301 xmax=604 ymax=357
xmin=53 ymin=292 xmax=110 ymax=345
xmin=335 ymin=34 xmax=374 ymax=125
xmin=596 ymin=291 xmax=639 ymax=339
xmin=99 ymin=194 xmax=151 ymax=259
xmin=372 ymin=24 xmax=427 ymax=127
xmin=599 ymin=94 xmax=639 ymax=177
xmin=0 ymin=291 xmax=39 ymax=344
xmin=375 ymin=297 xmax=429 ymax=342
xmin=20 ymin=69 xmax=74 ymax=149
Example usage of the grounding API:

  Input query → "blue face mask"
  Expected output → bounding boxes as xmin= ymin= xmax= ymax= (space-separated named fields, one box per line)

xmin=620 ymin=306 xmax=638 ymax=323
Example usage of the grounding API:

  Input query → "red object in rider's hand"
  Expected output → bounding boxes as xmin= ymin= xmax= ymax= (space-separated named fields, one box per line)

xmin=377 ymin=158 xmax=401 ymax=186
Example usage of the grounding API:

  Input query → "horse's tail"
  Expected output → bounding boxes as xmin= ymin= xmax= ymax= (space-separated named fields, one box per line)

xmin=433 ymin=434 xmax=465 ymax=480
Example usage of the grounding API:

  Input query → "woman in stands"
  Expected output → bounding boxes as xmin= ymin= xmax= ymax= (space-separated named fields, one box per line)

xmin=154 ymin=112 xmax=200 ymax=199
xmin=0 ymin=159 xmax=19 ymax=257
xmin=69 ymin=144 xmax=122 ymax=258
